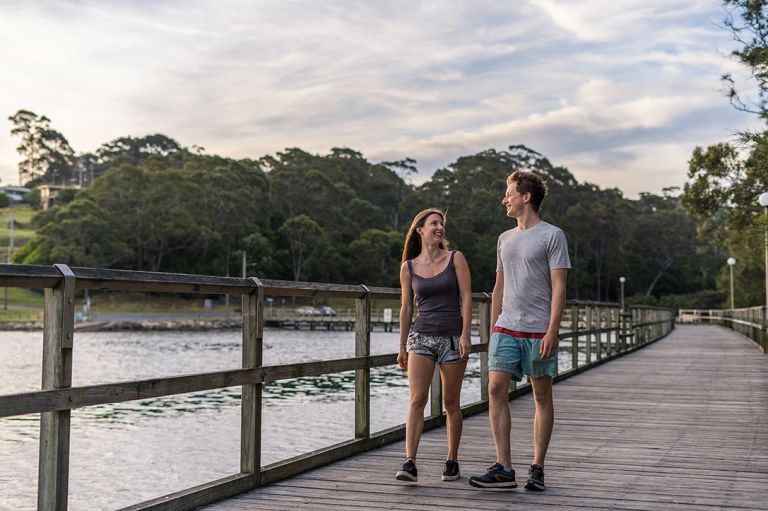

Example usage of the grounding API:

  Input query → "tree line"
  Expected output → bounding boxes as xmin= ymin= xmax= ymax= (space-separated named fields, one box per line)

xmin=5 ymin=118 xmax=725 ymax=307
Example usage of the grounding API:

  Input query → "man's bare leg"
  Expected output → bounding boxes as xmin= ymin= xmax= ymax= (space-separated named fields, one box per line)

xmin=530 ymin=375 xmax=554 ymax=466
xmin=488 ymin=370 xmax=513 ymax=467
xmin=468 ymin=369 xmax=518 ymax=488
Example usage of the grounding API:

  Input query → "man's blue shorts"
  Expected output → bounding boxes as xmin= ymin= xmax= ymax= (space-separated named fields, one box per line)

xmin=488 ymin=328 xmax=558 ymax=382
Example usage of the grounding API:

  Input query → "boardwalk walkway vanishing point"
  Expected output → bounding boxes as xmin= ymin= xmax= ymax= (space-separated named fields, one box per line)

xmin=204 ymin=324 xmax=768 ymax=511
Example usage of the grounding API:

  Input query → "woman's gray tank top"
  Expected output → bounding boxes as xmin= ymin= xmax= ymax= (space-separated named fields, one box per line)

xmin=408 ymin=251 xmax=463 ymax=336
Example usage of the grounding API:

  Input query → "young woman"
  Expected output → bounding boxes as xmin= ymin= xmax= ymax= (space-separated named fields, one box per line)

xmin=395 ymin=208 xmax=473 ymax=483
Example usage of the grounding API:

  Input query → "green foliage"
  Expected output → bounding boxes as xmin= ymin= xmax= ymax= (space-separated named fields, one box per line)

xmin=279 ymin=214 xmax=328 ymax=281
xmin=23 ymin=188 xmax=40 ymax=209
xmin=12 ymin=120 xmax=720 ymax=301
xmin=0 ymin=193 xmax=9 ymax=208
xmin=8 ymin=109 xmax=76 ymax=185
xmin=722 ymin=0 xmax=768 ymax=118
xmin=680 ymin=2 xmax=768 ymax=306
xmin=347 ymin=229 xmax=403 ymax=286
xmin=19 ymin=151 xmax=269 ymax=274
xmin=78 ymin=134 xmax=182 ymax=184
xmin=56 ymin=188 xmax=79 ymax=206
xmin=659 ymin=290 xmax=728 ymax=310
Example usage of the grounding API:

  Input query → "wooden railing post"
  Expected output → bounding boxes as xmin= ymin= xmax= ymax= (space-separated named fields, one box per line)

xmin=571 ymin=304 xmax=579 ymax=370
xmin=763 ymin=306 xmax=767 ymax=354
xmin=606 ymin=308 xmax=613 ymax=357
xmin=596 ymin=306 xmax=603 ymax=361
xmin=633 ymin=309 xmax=639 ymax=346
xmin=642 ymin=309 xmax=653 ymax=344
xmin=617 ymin=310 xmax=622 ymax=351
xmin=479 ymin=293 xmax=491 ymax=402
xmin=241 ymin=277 xmax=264 ymax=487
xmin=644 ymin=309 xmax=649 ymax=344
xmin=585 ymin=305 xmax=593 ymax=364
xmin=355 ymin=285 xmax=371 ymax=439
xmin=38 ymin=264 xmax=75 ymax=511
xmin=628 ymin=309 xmax=634 ymax=347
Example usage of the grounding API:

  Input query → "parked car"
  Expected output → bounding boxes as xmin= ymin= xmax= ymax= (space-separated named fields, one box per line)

xmin=319 ymin=306 xmax=337 ymax=316
xmin=296 ymin=306 xmax=323 ymax=316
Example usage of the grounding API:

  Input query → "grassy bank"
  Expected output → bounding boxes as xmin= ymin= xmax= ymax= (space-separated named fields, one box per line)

xmin=0 ymin=205 xmax=36 ymax=259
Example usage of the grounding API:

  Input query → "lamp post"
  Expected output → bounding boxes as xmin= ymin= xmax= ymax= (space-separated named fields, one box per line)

xmin=727 ymin=257 xmax=736 ymax=309
xmin=619 ymin=276 xmax=626 ymax=311
xmin=759 ymin=192 xmax=768 ymax=308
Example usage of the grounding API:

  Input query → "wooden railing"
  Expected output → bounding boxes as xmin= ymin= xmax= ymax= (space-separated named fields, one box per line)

xmin=678 ymin=306 xmax=767 ymax=353
xmin=0 ymin=264 xmax=675 ymax=511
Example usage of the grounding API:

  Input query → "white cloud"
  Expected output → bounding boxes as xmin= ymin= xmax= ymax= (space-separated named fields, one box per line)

xmin=528 ymin=0 xmax=717 ymax=42
xmin=0 ymin=0 xmax=761 ymax=198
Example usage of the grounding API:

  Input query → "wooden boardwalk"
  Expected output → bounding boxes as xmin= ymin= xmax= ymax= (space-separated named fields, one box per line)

xmin=203 ymin=324 xmax=768 ymax=511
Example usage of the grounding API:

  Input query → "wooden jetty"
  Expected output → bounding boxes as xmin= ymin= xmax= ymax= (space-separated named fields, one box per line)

xmin=202 ymin=323 xmax=768 ymax=511
xmin=264 ymin=311 xmax=396 ymax=332
xmin=0 ymin=263 xmax=723 ymax=511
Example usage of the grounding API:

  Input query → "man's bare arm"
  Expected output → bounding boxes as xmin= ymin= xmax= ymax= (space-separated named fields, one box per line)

xmin=490 ymin=272 xmax=504 ymax=335
xmin=541 ymin=269 xmax=568 ymax=359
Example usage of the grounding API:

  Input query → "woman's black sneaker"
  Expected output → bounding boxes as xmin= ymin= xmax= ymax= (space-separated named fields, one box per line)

xmin=442 ymin=460 xmax=460 ymax=481
xmin=395 ymin=458 xmax=418 ymax=482
xmin=525 ymin=463 xmax=545 ymax=491
xmin=468 ymin=463 xmax=517 ymax=488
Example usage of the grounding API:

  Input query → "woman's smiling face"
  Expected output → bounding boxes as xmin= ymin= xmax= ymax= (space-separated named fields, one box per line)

xmin=418 ymin=212 xmax=445 ymax=243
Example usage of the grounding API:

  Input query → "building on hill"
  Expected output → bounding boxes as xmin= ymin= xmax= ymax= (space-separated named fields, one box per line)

xmin=39 ymin=184 xmax=80 ymax=210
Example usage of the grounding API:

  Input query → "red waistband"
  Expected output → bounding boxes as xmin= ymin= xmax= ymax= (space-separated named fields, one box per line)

xmin=492 ymin=326 xmax=546 ymax=338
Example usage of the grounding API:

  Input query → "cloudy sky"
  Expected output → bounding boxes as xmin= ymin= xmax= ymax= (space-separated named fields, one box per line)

xmin=0 ymin=0 xmax=761 ymax=196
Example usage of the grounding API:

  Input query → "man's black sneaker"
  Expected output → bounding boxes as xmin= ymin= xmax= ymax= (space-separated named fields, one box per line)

xmin=468 ymin=463 xmax=517 ymax=488
xmin=525 ymin=463 xmax=545 ymax=491
xmin=395 ymin=458 xmax=418 ymax=482
xmin=442 ymin=460 xmax=460 ymax=481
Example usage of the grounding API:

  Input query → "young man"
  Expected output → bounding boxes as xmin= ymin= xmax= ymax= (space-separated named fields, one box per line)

xmin=469 ymin=170 xmax=570 ymax=491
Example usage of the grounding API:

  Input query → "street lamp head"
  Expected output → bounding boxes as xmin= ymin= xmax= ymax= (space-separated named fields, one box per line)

xmin=619 ymin=276 xmax=626 ymax=283
xmin=759 ymin=192 xmax=768 ymax=207
xmin=727 ymin=257 xmax=736 ymax=266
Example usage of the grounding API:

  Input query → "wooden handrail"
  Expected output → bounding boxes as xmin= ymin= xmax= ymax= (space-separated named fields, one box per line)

xmin=678 ymin=306 xmax=766 ymax=354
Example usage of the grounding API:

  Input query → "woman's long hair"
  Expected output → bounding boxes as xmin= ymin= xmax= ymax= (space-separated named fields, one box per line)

xmin=401 ymin=208 xmax=448 ymax=262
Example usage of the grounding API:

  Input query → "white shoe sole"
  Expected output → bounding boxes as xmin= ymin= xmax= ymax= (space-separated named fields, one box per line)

xmin=395 ymin=471 xmax=417 ymax=482
xmin=468 ymin=478 xmax=517 ymax=489
xmin=441 ymin=472 xmax=460 ymax=481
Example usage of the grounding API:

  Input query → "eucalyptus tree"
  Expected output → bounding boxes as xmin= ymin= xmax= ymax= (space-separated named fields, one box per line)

xmin=8 ymin=109 xmax=76 ymax=185
xmin=279 ymin=214 xmax=328 ymax=282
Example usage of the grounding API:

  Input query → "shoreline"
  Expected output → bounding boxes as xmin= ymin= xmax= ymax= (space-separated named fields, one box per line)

xmin=0 ymin=318 xmax=244 ymax=332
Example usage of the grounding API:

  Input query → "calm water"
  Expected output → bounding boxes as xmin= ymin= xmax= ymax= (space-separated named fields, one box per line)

xmin=0 ymin=329 xmax=584 ymax=510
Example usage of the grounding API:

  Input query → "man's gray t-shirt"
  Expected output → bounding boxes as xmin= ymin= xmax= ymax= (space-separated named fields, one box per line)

xmin=495 ymin=221 xmax=571 ymax=333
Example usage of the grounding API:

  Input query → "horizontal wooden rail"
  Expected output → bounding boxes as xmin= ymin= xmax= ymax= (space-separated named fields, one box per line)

xmin=693 ymin=316 xmax=759 ymax=328
xmin=118 ymin=474 xmax=254 ymax=511
xmin=0 ymin=264 xmax=490 ymax=301
xmin=0 ymin=263 xmax=675 ymax=511
xmin=679 ymin=306 xmax=766 ymax=354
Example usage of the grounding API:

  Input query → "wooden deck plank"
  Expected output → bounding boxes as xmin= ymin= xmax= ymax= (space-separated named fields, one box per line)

xmin=203 ymin=325 xmax=768 ymax=511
